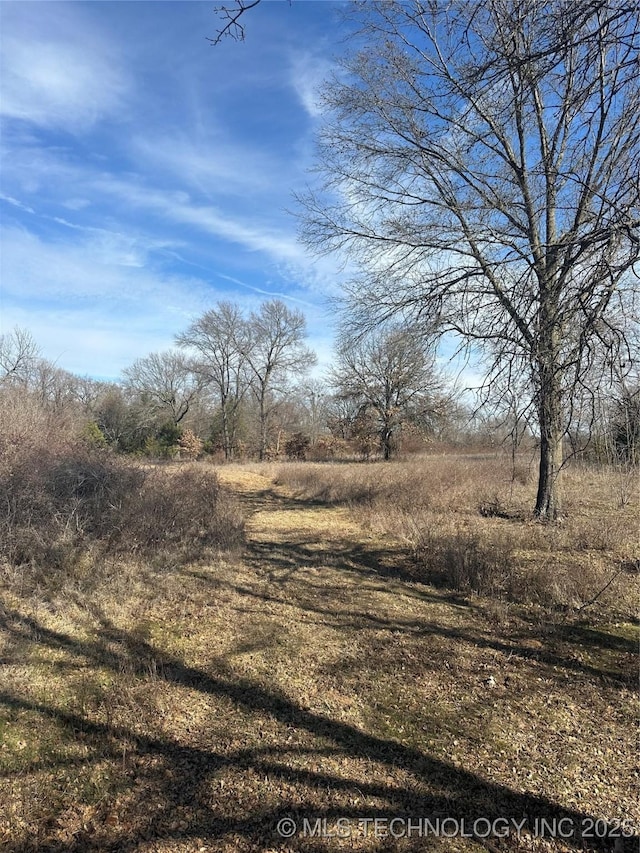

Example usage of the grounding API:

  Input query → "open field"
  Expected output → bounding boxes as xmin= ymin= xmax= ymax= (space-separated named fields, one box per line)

xmin=1 ymin=457 xmax=638 ymax=852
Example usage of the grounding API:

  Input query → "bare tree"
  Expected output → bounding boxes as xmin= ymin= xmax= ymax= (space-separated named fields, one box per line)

xmin=296 ymin=378 xmax=330 ymax=445
xmin=243 ymin=299 xmax=316 ymax=460
xmin=123 ymin=350 xmax=202 ymax=427
xmin=0 ymin=327 xmax=39 ymax=386
xmin=332 ymin=324 xmax=442 ymax=460
xmin=326 ymin=392 xmax=363 ymax=442
xmin=301 ymin=0 xmax=640 ymax=518
xmin=93 ymin=384 xmax=154 ymax=451
xmin=177 ymin=302 xmax=248 ymax=460
xmin=30 ymin=360 xmax=80 ymax=413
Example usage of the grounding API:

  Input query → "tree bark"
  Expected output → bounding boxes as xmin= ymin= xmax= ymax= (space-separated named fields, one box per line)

xmin=221 ymin=402 xmax=232 ymax=461
xmin=382 ymin=428 xmax=393 ymax=460
xmin=535 ymin=355 xmax=564 ymax=520
xmin=535 ymin=426 xmax=563 ymax=519
xmin=259 ymin=392 xmax=268 ymax=461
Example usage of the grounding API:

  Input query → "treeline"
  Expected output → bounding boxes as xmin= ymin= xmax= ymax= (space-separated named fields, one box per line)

xmin=1 ymin=303 xmax=638 ymax=464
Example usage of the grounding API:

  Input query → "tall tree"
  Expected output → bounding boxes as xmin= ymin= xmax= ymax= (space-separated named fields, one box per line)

xmin=332 ymin=325 xmax=442 ymax=459
xmin=123 ymin=350 xmax=202 ymax=427
xmin=176 ymin=302 xmax=248 ymax=460
xmin=296 ymin=378 xmax=330 ymax=445
xmin=301 ymin=0 xmax=640 ymax=518
xmin=243 ymin=299 xmax=316 ymax=460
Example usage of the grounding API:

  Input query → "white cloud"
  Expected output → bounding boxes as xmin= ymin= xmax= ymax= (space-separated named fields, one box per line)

xmin=98 ymin=176 xmax=352 ymax=299
xmin=0 ymin=225 xmax=187 ymax=302
xmin=290 ymin=51 xmax=332 ymax=119
xmin=0 ymin=1 xmax=351 ymax=382
xmin=62 ymin=198 xmax=92 ymax=212
xmin=0 ymin=4 xmax=129 ymax=132
xmin=0 ymin=225 xmax=222 ymax=377
xmin=129 ymin=133 xmax=284 ymax=199
xmin=92 ymin=176 xmax=309 ymax=266
xmin=2 ymin=303 xmax=183 ymax=380
xmin=0 ymin=193 xmax=35 ymax=214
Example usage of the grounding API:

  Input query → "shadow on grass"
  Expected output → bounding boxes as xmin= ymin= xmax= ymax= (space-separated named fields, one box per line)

xmin=190 ymin=533 xmax=638 ymax=689
xmin=1 ymin=608 xmax=636 ymax=852
xmin=547 ymin=622 xmax=639 ymax=654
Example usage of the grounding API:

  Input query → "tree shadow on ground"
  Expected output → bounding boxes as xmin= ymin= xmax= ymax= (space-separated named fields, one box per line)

xmin=1 ymin=608 xmax=636 ymax=852
xmin=194 ymin=531 xmax=637 ymax=689
xmin=2 ymin=478 xmax=636 ymax=851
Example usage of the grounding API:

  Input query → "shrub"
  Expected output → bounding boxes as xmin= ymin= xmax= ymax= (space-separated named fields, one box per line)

xmin=306 ymin=436 xmax=351 ymax=461
xmin=0 ymin=441 xmax=143 ymax=574
xmin=81 ymin=420 xmax=107 ymax=448
xmin=177 ymin=428 xmax=203 ymax=461
xmin=414 ymin=526 xmax=515 ymax=598
xmin=0 ymin=425 xmax=244 ymax=587
xmin=121 ymin=466 xmax=244 ymax=558
xmin=285 ymin=432 xmax=311 ymax=460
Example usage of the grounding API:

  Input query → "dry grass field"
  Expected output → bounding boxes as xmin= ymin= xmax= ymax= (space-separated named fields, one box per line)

xmin=1 ymin=455 xmax=638 ymax=852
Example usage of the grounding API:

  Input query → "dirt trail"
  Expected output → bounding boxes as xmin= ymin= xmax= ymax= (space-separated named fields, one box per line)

xmin=209 ymin=466 xmax=639 ymax=851
xmin=216 ymin=466 xmax=421 ymax=594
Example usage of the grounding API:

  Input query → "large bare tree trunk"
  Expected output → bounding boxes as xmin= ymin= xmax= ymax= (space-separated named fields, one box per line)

xmin=221 ymin=403 xmax=232 ymax=461
xmin=535 ymin=421 xmax=563 ymax=519
xmin=382 ymin=428 xmax=393 ymax=460
xmin=535 ymin=344 xmax=564 ymax=519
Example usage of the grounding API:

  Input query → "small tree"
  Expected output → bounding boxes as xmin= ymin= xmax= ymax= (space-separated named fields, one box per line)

xmin=243 ymin=299 xmax=317 ymax=461
xmin=81 ymin=421 xmax=108 ymax=449
xmin=0 ymin=327 xmax=39 ymax=386
xmin=285 ymin=431 xmax=311 ymax=460
xmin=332 ymin=324 xmax=442 ymax=460
xmin=178 ymin=428 xmax=204 ymax=461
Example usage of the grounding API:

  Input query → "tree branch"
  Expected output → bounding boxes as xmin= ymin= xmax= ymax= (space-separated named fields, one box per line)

xmin=208 ymin=0 xmax=262 ymax=46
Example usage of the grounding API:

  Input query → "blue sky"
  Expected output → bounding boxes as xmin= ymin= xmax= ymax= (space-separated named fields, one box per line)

xmin=0 ymin=1 xmax=350 ymax=380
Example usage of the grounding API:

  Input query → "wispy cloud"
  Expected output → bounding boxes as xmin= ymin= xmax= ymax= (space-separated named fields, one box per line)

xmin=92 ymin=176 xmax=309 ymax=266
xmin=289 ymin=51 xmax=332 ymax=119
xmin=129 ymin=132 xmax=285 ymax=199
xmin=0 ymin=225 xmax=221 ymax=378
xmin=215 ymin=272 xmax=316 ymax=308
xmin=0 ymin=2 xmax=348 ymax=379
xmin=0 ymin=193 xmax=35 ymax=214
xmin=0 ymin=225 xmax=194 ymax=305
xmin=0 ymin=4 xmax=129 ymax=132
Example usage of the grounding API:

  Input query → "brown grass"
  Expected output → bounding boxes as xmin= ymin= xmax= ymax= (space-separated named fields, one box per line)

xmin=275 ymin=455 xmax=639 ymax=616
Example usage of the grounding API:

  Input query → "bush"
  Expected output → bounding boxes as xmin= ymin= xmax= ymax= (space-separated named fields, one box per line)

xmin=0 ymin=441 xmax=142 ymax=572
xmin=285 ymin=432 xmax=311 ymax=460
xmin=306 ymin=436 xmax=351 ymax=461
xmin=414 ymin=527 xmax=515 ymax=598
xmin=177 ymin=428 xmax=204 ymax=461
xmin=81 ymin=420 xmax=107 ymax=448
xmin=0 ymin=425 xmax=244 ymax=586
xmin=121 ymin=466 xmax=244 ymax=558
